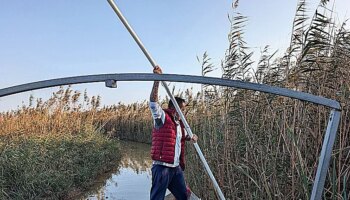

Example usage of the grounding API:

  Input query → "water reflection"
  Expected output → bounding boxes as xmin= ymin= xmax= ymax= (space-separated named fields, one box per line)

xmin=85 ymin=140 xmax=152 ymax=200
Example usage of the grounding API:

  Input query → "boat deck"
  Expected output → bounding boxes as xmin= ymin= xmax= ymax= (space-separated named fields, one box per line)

xmin=165 ymin=191 xmax=200 ymax=200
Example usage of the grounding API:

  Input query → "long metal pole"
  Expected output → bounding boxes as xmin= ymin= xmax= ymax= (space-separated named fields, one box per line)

xmin=107 ymin=0 xmax=226 ymax=199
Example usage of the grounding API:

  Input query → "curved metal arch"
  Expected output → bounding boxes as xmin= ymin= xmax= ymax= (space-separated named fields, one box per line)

xmin=0 ymin=73 xmax=341 ymax=110
xmin=0 ymin=73 xmax=341 ymax=200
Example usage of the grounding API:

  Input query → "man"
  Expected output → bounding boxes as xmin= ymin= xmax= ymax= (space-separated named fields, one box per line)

xmin=149 ymin=66 xmax=198 ymax=200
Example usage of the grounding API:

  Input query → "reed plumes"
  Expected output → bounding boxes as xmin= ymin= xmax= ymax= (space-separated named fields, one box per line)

xmin=188 ymin=1 xmax=350 ymax=199
xmin=0 ymin=87 xmax=121 ymax=199
xmin=102 ymin=100 xmax=154 ymax=143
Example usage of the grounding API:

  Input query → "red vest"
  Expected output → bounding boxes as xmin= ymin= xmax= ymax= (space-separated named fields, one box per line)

xmin=151 ymin=108 xmax=187 ymax=170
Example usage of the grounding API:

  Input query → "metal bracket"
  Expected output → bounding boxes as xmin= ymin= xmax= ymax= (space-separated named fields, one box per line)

xmin=105 ymin=80 xmax=117 ymax=88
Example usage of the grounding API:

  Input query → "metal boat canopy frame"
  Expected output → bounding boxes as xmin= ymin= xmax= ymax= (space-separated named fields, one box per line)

xmin=0 ymin=73 xmax=341 ymax=200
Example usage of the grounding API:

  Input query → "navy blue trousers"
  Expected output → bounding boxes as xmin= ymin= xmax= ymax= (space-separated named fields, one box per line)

xmin=150 ymin=164 xmax=187 ymax=200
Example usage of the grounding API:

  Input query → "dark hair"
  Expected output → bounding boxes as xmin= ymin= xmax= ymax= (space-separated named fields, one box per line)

xmin=168 ymin=97 xmax=186 ymax=109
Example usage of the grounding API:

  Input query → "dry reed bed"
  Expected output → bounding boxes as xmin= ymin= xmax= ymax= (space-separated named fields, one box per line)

xmin=0 ymin=88 xmax=121 ymax=199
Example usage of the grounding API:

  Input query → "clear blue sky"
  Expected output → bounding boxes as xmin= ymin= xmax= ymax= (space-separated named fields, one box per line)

xmin=0 ymin=0 xmax=349 ymax=111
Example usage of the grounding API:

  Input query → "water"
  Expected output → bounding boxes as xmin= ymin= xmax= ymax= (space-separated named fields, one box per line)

xmin=84 ymin=141 xmax=153 ymax=200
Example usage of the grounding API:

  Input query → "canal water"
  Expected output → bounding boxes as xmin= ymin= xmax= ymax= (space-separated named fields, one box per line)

xmin=84 ymin=140 xmax=153 ymax=200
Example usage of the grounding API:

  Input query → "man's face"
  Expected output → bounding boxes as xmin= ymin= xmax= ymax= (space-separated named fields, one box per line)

xmin=179 ymin=102 xmax=186 ymax=112
xmin=174 ymin=102 xmax=186 ymax=119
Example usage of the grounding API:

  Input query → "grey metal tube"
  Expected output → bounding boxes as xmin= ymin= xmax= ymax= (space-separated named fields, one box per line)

xmin=0 ymin=73 xmax=340 ymax=110
xmin=310 ymin=109 xmax=341 ymax=200
xmin=106 ymin=1 xmax=226 ymax=199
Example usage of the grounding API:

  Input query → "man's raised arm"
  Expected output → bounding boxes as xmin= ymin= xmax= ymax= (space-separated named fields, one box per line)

xmin=150 ymin=66 xmax=162 ymax=102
